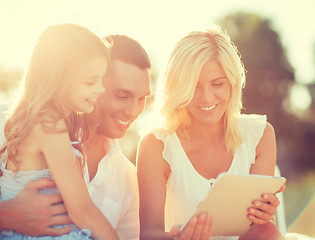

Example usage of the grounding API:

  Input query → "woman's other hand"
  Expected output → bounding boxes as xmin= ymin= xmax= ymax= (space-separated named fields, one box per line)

xmin=171 ymin=213 xmax=212 ymax=240
xmin=247 ymin=185 xmax=286 ymax=224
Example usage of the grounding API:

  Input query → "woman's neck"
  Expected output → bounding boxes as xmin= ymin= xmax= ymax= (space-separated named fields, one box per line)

xmin=181 ymin=118 xmax=225 ymax=145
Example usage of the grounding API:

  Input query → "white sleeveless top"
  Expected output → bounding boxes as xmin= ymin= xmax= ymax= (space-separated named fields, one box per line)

xmin=153 ymin=114 xmax=267 ymax=240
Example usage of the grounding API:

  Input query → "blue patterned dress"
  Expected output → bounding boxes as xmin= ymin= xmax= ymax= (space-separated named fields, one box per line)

xmin=0 ymin=149 xmax=93 ymax=240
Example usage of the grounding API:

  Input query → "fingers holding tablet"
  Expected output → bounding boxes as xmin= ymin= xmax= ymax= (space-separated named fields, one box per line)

xmin=248 ymin=190 xmax=283 ymax=224
xmin=173 ymin=213 xmax=213 ymax=240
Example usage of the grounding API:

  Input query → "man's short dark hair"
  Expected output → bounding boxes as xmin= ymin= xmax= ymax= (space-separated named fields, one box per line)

xmin=104 ymin=35 xmax=151 ymax=69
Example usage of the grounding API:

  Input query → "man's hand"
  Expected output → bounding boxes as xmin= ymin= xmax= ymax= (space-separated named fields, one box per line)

xmin=0 ymin=178 xmax=73 ymax=236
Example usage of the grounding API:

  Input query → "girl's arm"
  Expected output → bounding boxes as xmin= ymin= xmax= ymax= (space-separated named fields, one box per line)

xmin=34 ymin=121 xmax=119 ymax=240
xmin=136 ymin=134 xmax=212 ymax=240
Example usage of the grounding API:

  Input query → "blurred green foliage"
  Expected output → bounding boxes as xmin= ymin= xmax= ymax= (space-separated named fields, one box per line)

xmin=219 ymin=11 xmax=315 ymax=229
xmin=218 ymin=12 xmax=315 ymax=174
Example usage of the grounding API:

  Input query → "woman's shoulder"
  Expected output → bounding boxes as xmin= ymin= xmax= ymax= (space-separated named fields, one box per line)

xmin=137 ymin=131 xmax=172 ymax=177
xmin=239 ymin=114 xmax=267 ymax=123
xmin=33 ymin=118 xmax=67 ymax=134
xmin=139 ymin=132 xmax=164 ymax=150
xmin=140 ymin=128 xmax=172 ymax=145
xmin=239 ymin=114 xmax=267 ymax=130
xmin=239 ymin=114 xmax=273 ymax=147
xmin=138 ymin=130 xmax=174 ymax=165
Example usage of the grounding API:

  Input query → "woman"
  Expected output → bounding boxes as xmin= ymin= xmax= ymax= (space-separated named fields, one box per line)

xmin=137 ymin=25 xmax=284 ymax=240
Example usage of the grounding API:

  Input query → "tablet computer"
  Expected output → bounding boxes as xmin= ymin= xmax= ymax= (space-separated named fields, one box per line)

xmin=181 ymin=173 xmax=286 ymax=236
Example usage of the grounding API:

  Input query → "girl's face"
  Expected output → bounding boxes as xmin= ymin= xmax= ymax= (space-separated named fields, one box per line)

xmin=186 ymin=60 xmax=231 ymax=126
xmin=64 ymin=55 xmax=107 ymax=114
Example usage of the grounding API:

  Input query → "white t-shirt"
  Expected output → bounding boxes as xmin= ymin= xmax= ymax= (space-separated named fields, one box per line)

xmin=84 ymin=139 xmax=139 ymax=240
xmin=153 ymin=114 xmax=267 ymax=240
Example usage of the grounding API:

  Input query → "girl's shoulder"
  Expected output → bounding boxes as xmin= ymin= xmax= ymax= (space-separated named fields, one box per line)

xmin=33 ymin=118 xmax=67 ymax=135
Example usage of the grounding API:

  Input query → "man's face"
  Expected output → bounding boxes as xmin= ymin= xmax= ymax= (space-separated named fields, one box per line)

xmin=96 ymin=60 xmax=151 ymax=139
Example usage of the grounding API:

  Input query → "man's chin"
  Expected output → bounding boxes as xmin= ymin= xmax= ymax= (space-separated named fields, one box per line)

xmin=96 ymin=129 xmax=127 ymax=140
xmin=113 ymin=130 xmax=128 ymax=139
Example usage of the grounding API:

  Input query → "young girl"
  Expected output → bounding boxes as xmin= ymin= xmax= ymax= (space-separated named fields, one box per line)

xmin=137 ymin=26 xmax=284 ymax=240
xmin=0 ymin=24 xmax=119 ymax=239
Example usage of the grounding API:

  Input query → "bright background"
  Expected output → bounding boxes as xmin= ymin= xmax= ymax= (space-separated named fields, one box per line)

xmin=1 ymin=0 xmax=315 ymax=237
xmin=1 ymin=0 xmax=314 ymax=110
xmin=0 ymin=0 xmax=314 ymax=84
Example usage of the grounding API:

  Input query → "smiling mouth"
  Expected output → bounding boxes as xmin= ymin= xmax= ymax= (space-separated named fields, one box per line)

xmin=86 ymin=98 xmax=97 ymax=103
xmin=114 ymin=117 xmax=130 ymax=126
xmin=200 ymin=104 xmax=217 ymax=111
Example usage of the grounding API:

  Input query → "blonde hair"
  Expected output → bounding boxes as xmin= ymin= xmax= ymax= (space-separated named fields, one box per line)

xmin=154 ymin=25 xmax=245 ymax=153
xmin=0 ymin=23 xmax=111 ymax=171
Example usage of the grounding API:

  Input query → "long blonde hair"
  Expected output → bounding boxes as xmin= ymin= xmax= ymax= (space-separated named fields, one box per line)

xmin=154 ymin=25 xmax=246 ymax=153
xmin=0 ymin=23 xmax=111 ymax=171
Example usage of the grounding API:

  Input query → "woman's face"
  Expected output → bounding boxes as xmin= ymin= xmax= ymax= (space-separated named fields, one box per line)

xmin=186 ymin=60 xmax=231 ymax=126
xmin=63 ymin=55 xmax=107 ymax=114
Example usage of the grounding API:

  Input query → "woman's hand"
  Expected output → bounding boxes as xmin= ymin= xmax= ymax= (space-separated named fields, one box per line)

xmin=170 ymin=213 xmax=212 ymax=240
xmin=247 ymin=185 xmax=286 ymax=224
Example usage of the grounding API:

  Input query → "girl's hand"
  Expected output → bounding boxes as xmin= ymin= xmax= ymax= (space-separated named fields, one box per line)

xmin=170 ymin=213 xmax=213 ymax=240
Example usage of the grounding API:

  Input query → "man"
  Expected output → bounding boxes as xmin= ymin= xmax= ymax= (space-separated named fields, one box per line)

xmin=82 ymin=35 xmax=151 ymax=239
xmin=0 ymin=35 xmax=151 ymax=239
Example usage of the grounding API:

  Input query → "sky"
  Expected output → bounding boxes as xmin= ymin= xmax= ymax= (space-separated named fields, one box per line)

xmin=0 ymin=0 xmax=314 ymax=107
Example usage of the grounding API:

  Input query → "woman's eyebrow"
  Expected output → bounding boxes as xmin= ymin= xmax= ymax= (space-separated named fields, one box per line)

xmin=210 ymin=76 xmax=226 ymax=81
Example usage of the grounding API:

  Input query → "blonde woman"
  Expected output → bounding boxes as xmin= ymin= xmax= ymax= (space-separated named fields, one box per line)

xmin=0 ymin=24 xmax=119 ymax=239
xmin=137 ymin=26 xmax=284 ymax=240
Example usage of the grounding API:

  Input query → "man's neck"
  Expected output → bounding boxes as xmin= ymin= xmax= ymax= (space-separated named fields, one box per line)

xmin=84 ymin=133 xmax=111 ymax=181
